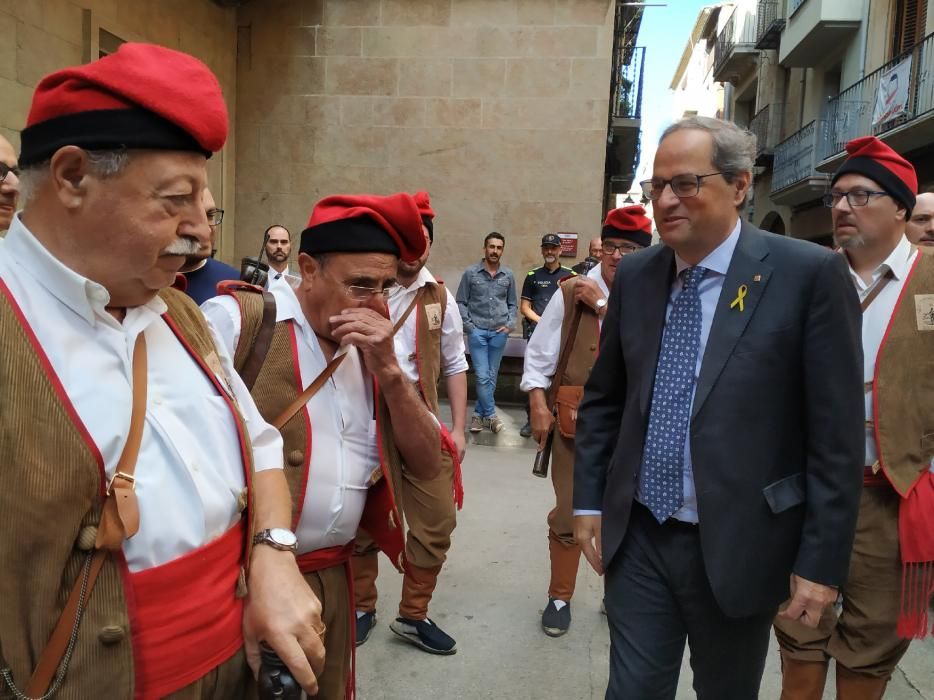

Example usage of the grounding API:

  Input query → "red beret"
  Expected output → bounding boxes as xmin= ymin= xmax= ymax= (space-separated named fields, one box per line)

xmin=300 ymin=193 xmax=428 ymax=263
xmin=413 ymin=191 xmax=435 ymax=220
xmin=603 ymin=205 xmax=652 ymax=247
xmin=832 ymin=136 xmax=917 ymax=211
xmin=20 ymin=43 xmax=228 ymax=167
xmin=413 ymin=190 xmax=435 ymax=243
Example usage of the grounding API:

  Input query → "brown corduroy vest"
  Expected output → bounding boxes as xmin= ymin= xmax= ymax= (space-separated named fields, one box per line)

xmin=874 ymin=251 xmax=934 ymax=496
xmin=0 ymin=286 xmax=254 ymax=700
xmin=412 ymin=282 xmax=447 ymax=415
xmin=227 ymin=289 xmax=407 ymax=570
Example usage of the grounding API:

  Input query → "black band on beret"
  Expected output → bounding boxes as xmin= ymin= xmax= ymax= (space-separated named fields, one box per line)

xmin=19 ymin=108 xmax=209 ymax=167
xmin=300 ymin=215 xmax=402 ymax=257
xmin=832 ymin=156 xmax=916 ymax=212
xmin=421 ymin=215 xmax=434 ymax=243
xmin=602 ymin=226 xmax=651 ymax=248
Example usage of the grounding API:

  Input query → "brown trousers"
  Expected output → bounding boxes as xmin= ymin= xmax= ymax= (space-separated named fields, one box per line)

xmin=303 ymin=564 xmax=351 ymax=700
xmin=774 ymin=484 xmax=910 ymax=677
xmin=353 ymin=452 xmax=457 ymax=619
xmin=165 ymin=647 xmax=253 ymax=699
xmin=547 ymin=431 xmax=582 ymax=601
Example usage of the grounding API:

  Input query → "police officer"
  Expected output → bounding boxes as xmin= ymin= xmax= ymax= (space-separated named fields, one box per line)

xmin=519 ymin=233 xmax=575 ymax=437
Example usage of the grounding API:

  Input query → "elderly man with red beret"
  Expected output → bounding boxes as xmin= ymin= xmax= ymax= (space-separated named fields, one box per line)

xmin=204 ymin=192 xmax=442 ymax=698
xmin=521 ymin=205 xmax=652 ymax=637
xmin=0 ymin=43 xmax=325 ymax=699
xmin=775 ymin=136 xmax=934 ymax=698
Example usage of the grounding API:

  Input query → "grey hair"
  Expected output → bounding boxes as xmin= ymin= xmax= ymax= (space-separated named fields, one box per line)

xmin=18 ymin=149 xmax=132 ymax=204
xmin=660 ymin=116 xmax=756 ymax=208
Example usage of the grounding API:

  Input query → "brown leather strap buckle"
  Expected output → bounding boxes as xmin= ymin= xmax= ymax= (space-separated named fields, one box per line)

xmin=106 ymin=470 xmax=136 ymax=495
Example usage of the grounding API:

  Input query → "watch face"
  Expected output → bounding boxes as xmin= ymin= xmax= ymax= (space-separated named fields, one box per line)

xmin=268 ymin=528 xmax=298 ymax=547
xmin=596 ymin=298 xmax=607 ymax=308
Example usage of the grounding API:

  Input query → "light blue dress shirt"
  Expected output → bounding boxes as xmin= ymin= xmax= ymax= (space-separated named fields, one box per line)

xmin=575 ymin=220 xmax=742 ymax=523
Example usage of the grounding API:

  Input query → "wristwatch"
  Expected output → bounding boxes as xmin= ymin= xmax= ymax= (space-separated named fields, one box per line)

xmin=595 ymin=297 xmax=608 ymax=311
xmin=252 ymin=528 xmax=298 ymax=553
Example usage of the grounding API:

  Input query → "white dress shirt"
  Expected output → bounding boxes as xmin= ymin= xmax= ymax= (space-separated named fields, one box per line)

xmin=521 ymin=264 xmax=608 ymax=392
xmin=0 ymin=215 xmax=283 ymax=572
xmin=845 ymin=235 xmax=917 ymax=467
xmin=203 ymin=285 xmax=377 ymax=554
xmin=390 ymin=266 xmax=468 ymax=384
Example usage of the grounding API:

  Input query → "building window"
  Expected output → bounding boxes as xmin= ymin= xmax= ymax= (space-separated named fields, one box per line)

xmin=892 ymin=0 xmax=928 ymax=56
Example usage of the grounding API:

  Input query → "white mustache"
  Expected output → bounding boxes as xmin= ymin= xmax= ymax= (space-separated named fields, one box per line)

xmin=161 ymin=238 xmax=201 ymax=256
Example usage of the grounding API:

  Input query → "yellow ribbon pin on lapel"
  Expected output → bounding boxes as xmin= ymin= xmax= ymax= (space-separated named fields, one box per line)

xmin=730 ymin=284 xmax=748 ymax=312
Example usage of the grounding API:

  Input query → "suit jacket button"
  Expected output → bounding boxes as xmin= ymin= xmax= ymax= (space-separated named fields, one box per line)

xmin=590 ymin=344 xmax=597 ymax=351
xmin=98 ymin=625 xmax=125 ymax=644
xmin=76 ymin=526 xmax=98 ymax=551
xmin=288 ymin=449 xmax=304 ymax=467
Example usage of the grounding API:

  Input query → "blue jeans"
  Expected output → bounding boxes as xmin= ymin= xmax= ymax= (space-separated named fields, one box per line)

xmin=467 ymin=328 xmax=508 ymax=418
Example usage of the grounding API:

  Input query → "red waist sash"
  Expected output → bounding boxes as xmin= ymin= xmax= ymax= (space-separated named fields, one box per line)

xmin=128 ymin=520 xmax=245 ymax=699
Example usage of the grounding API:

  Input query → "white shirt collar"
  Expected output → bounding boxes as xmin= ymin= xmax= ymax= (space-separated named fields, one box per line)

xmin=674 ymin=218 xmax=742 ymax=277
xmin=846 ymin=235 xmax=915 ymax=290
xmin=4 ymin=213 xmax=167 ymax=327
xmin=587 ymin=262 xmax=610 ymax=296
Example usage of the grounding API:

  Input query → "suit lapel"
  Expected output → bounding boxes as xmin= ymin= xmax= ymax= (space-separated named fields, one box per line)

xmin=638 ymin=246 xmax=676 ymax=416
xmin=691 ymin=224 xmax=773 ymax=419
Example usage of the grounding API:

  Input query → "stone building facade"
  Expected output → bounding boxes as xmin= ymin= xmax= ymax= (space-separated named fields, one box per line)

xmin=0 ymin=0 xmax=617 ymax=284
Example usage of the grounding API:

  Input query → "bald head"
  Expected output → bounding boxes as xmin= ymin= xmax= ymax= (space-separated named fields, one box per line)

xmin=0 ymin=134 xmax=19 ymax=231
xmin=907 ymin=192 xmax=934 ymax=247
xmin=588 ymin=236 xmax=602 ymax=258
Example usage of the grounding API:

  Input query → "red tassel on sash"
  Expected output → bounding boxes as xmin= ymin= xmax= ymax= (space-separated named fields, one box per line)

xmin=897 ymin=469 xmax=934 ymax=639
xmin=440 ymin=423 xmax=464 ymax=510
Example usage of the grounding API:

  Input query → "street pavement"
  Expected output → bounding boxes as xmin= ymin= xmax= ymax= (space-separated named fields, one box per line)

xmin=356 ymin=405 xmax=934 ymax=699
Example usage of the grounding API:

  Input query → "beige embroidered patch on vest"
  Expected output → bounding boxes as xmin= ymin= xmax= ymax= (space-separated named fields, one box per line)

xmin=424 ymin=303 xmax=443 ymax=330
xmin=914 ymin=295 xmax=934 ymax=330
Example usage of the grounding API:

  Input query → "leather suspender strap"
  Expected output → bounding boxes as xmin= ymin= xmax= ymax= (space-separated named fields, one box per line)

xmin=860 ymin=269 xmax=895 ymax=313
xmin=546 ymin=302 xmax=583 ymax=409
xmin=392 ymin=287 xmax=425 ymax=335
xmin=24 ymin=334 xmax=148 ymax=698
xmin=239 ymin=291 xmax=277 ymax=391
xmin=271 ymin=289 xmax=423 ymax=431
xmin=272 ymin=353 xmax=347 ymax=431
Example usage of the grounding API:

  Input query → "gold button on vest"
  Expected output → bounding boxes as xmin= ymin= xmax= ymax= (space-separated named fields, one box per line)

xmin=287 ymin=449 xmax=304 ymax=467
xmin=98 ymin=625 xmax=126 ymax=645
xmin=76 ymin=526 xmax=98 ymax=551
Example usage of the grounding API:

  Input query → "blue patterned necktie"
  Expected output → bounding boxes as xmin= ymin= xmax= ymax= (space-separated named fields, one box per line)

xmin=639 ymin=265 xmax=708 ymax=522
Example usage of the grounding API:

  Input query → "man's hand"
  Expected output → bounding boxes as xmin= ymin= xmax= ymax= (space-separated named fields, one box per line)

xmin=574 ymin=514 xmax=604 ymax=576
xmin=573 ymin=277 xmax=606 ymax=312
xmin=529 ymin=389 xmax=555 ymax=447
xmin=330 ymin=307 xmax=398 ymax=380
xmin=243 ymin=546 xmax=325 ymax=696
xmin=778 ymin=574 xmax=838 ymax=628
xmin=451 ymin=429 xmax=467 ymax=462
xmin=494 ymin=325 xmax=511 ymax=334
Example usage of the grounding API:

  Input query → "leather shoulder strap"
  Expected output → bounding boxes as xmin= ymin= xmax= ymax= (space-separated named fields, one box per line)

xmin=216 ymin=281 xmax=277 ymax=390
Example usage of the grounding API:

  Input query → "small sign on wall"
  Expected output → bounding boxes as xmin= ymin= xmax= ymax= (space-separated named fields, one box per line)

xmin=557 ymin=232 xmax=578 ymax=257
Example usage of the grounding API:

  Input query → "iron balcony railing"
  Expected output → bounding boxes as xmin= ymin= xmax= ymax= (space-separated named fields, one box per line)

xmin=755 ymin=0 xmax=785 ymax=50
xmin=821 ymin=31 xmax=934 ymax=160
xmin=749 ymin=102 xmax=784 ymax=161
xmin=771 ymin=119 xmax=821 ymax=193
xmin=613 ymin=45 xmax=645 ymax=120
xmin=714 ymin=9 xmax=759 ymax=77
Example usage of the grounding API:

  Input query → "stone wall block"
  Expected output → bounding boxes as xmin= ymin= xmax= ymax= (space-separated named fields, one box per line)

xmin=317 ymin=26 xmax=362 ymax=56
xmin=398 ymin=57 xmax=451 ymax=96
xmin=380 ymin=0 xmax=451 ymax=26
xmin=452 ymin=58 xmax=506 ymax=97
xmin=505 ymin=58 xmax=571 ymax=97
xmin=424 ymin=98 xmax=482 ymax=127
xmin=323 ymin=0 xmax=381 ymax=26
xmin=314 ymin=126 xmax=389 ymax=167
xmin=554 ymin=0 xmax=612 ymax=26
xmin=372 ymin=97 xmax=426 ymax=126
xmin=326 ymin=56 xmax=398 ymax=95
xmin=568 ymin=57 xmax=610 ymax=98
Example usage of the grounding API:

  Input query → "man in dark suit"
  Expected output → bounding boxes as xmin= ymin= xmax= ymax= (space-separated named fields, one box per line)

xmin=573 ymin=116 xmax=865 ymax=699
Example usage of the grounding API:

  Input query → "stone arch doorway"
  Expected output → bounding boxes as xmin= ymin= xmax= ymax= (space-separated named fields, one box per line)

xmin=760 ymin=211 xmax=786 ymax=235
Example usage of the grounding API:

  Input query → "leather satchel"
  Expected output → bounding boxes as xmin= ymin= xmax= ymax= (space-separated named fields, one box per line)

xmin=554 ymin=385 xmax=584 ymax=438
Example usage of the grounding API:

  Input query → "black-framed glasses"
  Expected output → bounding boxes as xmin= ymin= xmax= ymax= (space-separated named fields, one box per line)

xmin=639 ymin=172 xmax=725 ymax=200
xmin=602 ymin=242 xmax=641 ymax=255
xmin=207 ymin=208 xmax=224 ymax=226
xmin=822 ymin=190 xmax=890 ymax=208
xmin=0 ymin=163 xmax=19 ymax=184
